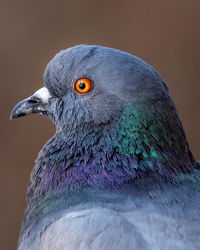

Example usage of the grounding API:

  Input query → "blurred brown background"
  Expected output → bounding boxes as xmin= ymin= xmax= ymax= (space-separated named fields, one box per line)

xmin=1 ymin=0 xmax=200 ymax=249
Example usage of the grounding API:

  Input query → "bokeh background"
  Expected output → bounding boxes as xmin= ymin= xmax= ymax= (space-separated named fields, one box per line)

xmin=1 ymin=0 xmax=200 ymax=249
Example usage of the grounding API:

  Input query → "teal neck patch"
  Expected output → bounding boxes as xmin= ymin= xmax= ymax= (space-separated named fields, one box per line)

xmin=104 ymin=98 xmax=195 ymax=176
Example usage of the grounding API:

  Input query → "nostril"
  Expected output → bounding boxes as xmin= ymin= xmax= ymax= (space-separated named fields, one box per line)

xmin=28 ymin=97 xmax=40 ymax=104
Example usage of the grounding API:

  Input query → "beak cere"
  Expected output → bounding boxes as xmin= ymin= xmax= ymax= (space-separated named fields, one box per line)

xmin=10 ymin=87 xmax=52 ymax=119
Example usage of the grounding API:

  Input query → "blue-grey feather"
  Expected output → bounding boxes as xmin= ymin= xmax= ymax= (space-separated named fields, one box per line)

xmin=17 ymin=45 xmax=199 ymax=250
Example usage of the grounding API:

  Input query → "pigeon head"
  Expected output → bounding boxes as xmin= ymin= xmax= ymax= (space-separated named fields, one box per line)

xmin=11 ymin=45 xmax=195 ymax=199
xmin=11 ymin=45 xmax=168 ymax=129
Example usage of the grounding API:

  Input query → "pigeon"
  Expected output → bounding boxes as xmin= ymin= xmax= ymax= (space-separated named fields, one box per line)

xmin=11 ymin=45 xmax=200 ymax=250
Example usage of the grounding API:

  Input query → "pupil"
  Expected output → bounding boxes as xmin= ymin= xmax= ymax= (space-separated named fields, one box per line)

xmin=79 ymin=82 xmax=86 ymax=89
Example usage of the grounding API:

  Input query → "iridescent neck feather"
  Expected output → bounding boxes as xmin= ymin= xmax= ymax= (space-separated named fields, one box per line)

xmin=27 ymin=96 xmax=195 ymax=204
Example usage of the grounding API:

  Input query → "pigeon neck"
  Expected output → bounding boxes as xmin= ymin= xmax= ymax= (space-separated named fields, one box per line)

xmin=27 ymin=99 xmax=195 ymax=204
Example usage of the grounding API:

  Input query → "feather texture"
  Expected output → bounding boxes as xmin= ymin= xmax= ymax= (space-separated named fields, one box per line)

xmin=12 ymin=45 xmax=199 ymax=250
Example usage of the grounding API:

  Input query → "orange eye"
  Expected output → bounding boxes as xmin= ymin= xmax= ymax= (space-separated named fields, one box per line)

xmin=74 ymin=78 xmax=92 ymax=94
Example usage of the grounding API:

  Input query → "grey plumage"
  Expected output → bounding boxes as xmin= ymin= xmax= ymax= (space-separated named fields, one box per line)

xmin=11 ymin=45 xmax=200 ymax=250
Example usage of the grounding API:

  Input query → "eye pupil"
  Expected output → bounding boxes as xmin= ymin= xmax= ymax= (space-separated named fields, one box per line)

xmin=79 ymin=82 xmax=86 ymax=89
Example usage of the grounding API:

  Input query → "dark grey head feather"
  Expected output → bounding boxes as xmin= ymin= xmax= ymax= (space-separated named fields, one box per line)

xmin=44 ymin=45 xmax=169 ymax=129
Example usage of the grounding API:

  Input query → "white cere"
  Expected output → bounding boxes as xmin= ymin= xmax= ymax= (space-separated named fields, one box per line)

xmin=33 ymin=87 xmax=52 ymax=103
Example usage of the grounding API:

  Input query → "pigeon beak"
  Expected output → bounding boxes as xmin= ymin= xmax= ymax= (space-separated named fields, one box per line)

xmin=10 ymin=87 xmax=52 ymax=119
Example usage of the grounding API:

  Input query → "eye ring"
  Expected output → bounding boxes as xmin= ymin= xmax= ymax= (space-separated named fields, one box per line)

xmin=74 ymin=78 xmax=93 ymax=94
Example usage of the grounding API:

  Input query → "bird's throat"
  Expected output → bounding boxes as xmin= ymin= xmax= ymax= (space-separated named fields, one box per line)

xmin=27 ymin=101 xmax=195 ymax=205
